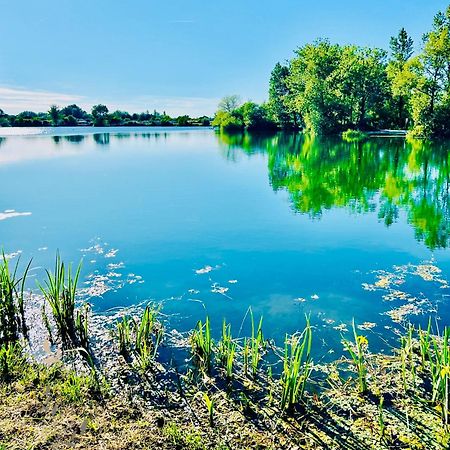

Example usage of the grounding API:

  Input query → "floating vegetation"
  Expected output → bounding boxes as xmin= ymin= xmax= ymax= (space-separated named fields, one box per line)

xmin=195 ymin=265 xmax=213 ymax=274
xmin=361 ymin=261 xmax=448 ymax=324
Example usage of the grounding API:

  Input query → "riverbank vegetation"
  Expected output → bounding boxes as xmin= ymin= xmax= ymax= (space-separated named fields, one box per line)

xmin=1 ymin=254 xmax=449 ymax=448
xmin=0 ymin=104 xmax=211 ymax=128
xmin=213 ymin=4 xmax=450 ymax=139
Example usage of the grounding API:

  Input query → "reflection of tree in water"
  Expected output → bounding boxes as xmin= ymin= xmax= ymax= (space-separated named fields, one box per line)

xmin=93 ymin=133 xmax=110 ymax=146
xmin=64 ymin=135 xmax=85 ymax=144
xmin=216 ymin=132 xmax=450 ymax=249
xmin=0 ymin=137 xmax=6 ymax=148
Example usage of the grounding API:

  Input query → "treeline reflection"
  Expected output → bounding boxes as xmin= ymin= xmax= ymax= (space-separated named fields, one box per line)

xmin=217 ymin=132 xmax=449 ymax=250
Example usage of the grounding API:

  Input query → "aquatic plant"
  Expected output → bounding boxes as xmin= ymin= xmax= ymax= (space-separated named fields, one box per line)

xmin=400 ymin=324 xmax=416 ymax=392
xmin=116 ymin=315 xmax=132 ymax=357
xmin=134 ymin=305 xmax=163 ymax=372
xmin=75 ymin=303 xmax=90 ymax=351
xmin=378 ymin=395 xmax=386 ymax=440
xmin=280 ymin=318 xmax=312 ymax=411
xmin=38 ymin=255 xmax=87 ymax=350
xmin=244 ymin=310 xmax=265 ymax=379
xmin=217 ymin=319 xmax=236 ymax=380
xmin=0 ymin=253 xmax=31 ymax=345
xmin=0 ymin=342 xmax=25 ymax=382
xmin=429 ymin=326 xmax=450 ymax=424
xmin=202 ymin=392 xmax=214 ymax=427
xmin=191 ymin=316 xmax=213 ymax=373
xmin=342 ymin=320 xmax=368 ymax=394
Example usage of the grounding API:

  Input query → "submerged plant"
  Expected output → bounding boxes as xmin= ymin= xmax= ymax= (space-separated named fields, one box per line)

xmin=280 ymin=317 xmax=313 ymax=412
xmin=191 ymin=316 xmax=213 ymax=373
xmin=342 ymin=320 xmax=368 ymax=394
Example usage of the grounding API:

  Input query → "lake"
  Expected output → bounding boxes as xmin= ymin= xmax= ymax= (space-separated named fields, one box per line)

xmin=0 ymin=127 xmax=448 ymax=357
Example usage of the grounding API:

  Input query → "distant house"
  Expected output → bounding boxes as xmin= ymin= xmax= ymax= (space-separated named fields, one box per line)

xmin=76 ymin=118 xmax=92 ymax=126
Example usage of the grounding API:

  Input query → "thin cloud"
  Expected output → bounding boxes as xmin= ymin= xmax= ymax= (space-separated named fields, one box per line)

xmin=0 ymin=86 xmax=218 ymax=117
xmin=0 ymin=86 xmax=83 ymax=113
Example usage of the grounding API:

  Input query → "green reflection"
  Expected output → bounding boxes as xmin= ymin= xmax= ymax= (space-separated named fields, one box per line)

xmin=217 ymin=132 xmax=450 ymax=249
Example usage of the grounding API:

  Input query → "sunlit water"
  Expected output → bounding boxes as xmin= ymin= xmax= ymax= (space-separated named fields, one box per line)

xmin=0 ymin=127 xmax=448 ymax=356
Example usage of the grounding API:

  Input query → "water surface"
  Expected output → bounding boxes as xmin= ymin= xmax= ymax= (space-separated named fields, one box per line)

xmin=0 ymin=127 xmax=448 ymax=355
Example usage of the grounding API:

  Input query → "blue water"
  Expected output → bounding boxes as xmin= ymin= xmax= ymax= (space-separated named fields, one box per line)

xmin=0 ymin=128 xmax=448 ymax=354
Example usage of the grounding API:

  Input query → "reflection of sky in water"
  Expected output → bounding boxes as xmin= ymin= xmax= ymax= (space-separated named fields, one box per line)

xmin=0 ymin=128 xmax=448 ymax=355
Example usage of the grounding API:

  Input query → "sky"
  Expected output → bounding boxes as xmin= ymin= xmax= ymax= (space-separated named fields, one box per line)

xmin=0 ymin=0 xmax=448 ymax=116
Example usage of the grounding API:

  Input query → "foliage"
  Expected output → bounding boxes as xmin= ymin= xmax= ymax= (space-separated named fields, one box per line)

xmin=48 ymin=105 xmax=61 ymax=126
xmin=91 ymin=104 xmax=109 ymax=126
xmin=268 ymin=63 xmax=298 ymax=128
xmin=286 ymin=40 xmax=391 ymax=134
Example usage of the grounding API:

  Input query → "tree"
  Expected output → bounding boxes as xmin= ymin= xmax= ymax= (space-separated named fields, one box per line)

xmin=268 ymin=63 xmax=296 ymax=128
xmin=401 ymin=6 xmax=450 ymax=137
xmin=238 ymin=102 xmax=277 ymax=130
xmin=218 ymin=95 xmax=241 ymax=113
xmin=287 ymin=40 xmax=390 ymax=133
xmin=48 ymin=105 xmax=61 ymax=126
xmin=91 ymin=104 xmax=109 ymax=126
xmin=60 ymin=104 xmax=88 ymax=119
xmin=390 ymin=28 xmax=414 ymax=64
xmin=387 ymin=28 xmax=415 ymax=128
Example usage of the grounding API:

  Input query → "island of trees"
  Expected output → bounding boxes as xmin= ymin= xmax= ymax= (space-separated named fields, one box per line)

xmin=0 ymin=103 xmax=211 ymax=128
xmin=213 ymin=4 xmax=450 ymax=139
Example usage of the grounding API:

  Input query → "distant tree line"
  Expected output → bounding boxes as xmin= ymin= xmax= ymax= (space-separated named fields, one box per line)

xmin=0 ymin=103 xmax=211 ymax=128
xmin=213 ymin=4 xmax=450 ymax=139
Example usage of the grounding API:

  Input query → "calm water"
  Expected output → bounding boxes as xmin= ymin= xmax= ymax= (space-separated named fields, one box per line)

xmin=0 ymin=127 xmax=449 ymax=355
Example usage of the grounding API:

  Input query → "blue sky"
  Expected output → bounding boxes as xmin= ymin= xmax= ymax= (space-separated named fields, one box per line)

xmin=0 ymin=0 xmax=448 ymax=116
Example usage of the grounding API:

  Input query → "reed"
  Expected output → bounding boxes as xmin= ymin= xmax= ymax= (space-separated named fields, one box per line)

xmin=134 ymin=305 xmax=163 ymax=371
xmin=247 ymin=310 xmax=264 ymax=379
xmin=217 ymin=319 xmax=236 ymax=380
xmin=429 ymin=326 xmax=450 ymax=424
xmin=39 ymin=254 xmax=88 ymax=350
xmin=202 ymin=392 xmax=214 ymax=427
xmin=0 ymin=253 xmax=31 ymax=345
xmin=116 ymin=315 xmax=132 ymax=357
xmin=342 ymin=320 xmax=368 ymax=394
xmin=191 ymin=316 xmax=213 ymax=373
xmin=280 ymin=317 xmax=312 ymax=411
